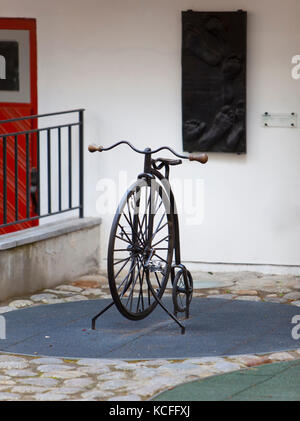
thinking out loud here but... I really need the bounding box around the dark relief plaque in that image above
[0,41,19,91]
[182,10,247,153]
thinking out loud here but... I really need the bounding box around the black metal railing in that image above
[0,109,84,230]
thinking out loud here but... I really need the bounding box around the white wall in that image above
[2,0,300,272]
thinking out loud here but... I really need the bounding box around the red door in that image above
[0,18,38,234]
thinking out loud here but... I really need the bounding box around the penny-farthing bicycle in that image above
[88,142,207,334]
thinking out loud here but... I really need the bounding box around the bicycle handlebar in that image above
[88,141,208,164]
[188,153,208,164]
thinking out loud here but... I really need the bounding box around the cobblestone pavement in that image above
[0,271,300,401]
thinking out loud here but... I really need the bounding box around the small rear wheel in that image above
[172,269,193,317]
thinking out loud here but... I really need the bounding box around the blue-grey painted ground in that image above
[0,297,299,359]
[0,271,299,400]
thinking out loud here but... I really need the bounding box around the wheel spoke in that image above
[122,212,144,247]
[115,234,133,246]
[136,213,147,245]
[125,259,143,310]
[136,258,146,313]
[153,196,163,215]
[147,187,157,242]
[114,256,132,278]
[152,221,168,241]
[146,269,151,305]
[150,217,167,245]
[126,196,133,227]
[142,193,151,225]
[118,224,134,245]
[154,253,168,264]
[152,234,170,248]
[154,271,162,289]
[113,256,131,266]
[117,259,139,294]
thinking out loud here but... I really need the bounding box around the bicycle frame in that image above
[138,151,182,268]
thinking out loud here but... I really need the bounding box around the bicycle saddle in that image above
[152,157,182,166]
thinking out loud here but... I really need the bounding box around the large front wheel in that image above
[107,178,174,320]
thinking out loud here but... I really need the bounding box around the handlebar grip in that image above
[88,144,103,153]
[188,153,208,164]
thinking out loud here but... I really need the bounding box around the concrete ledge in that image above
[0,217,102,302]
[0,217,102,250]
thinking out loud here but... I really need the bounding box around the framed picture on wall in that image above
[182,10,247,153]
